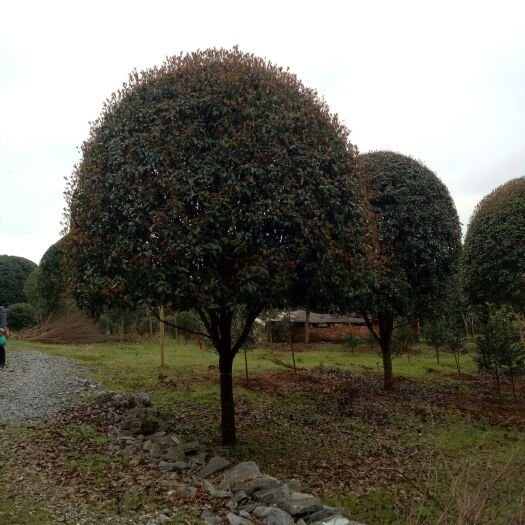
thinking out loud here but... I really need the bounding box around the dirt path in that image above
[0,350,102,425]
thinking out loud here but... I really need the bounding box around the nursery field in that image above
[3,338,525,525]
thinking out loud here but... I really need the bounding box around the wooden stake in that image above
[159,305,165,366]
[289,313,297,376]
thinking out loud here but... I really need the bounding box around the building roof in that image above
[266,310,365,325]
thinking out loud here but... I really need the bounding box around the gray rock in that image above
[134,392,151,407]
[121,407,160,435]
[310,518,360,525]
[255,484,292,504]
[188,453,206,467]
[201,510,222,525]
[162,447,186,462]
[166,482,197,497]
[227,489,249,509]
[253,506,295,525]
[276,492,323,517]
[305,508,348,524]
[158,461,188,471]
[204,479,233,499]
[221,461,262,489]
[232,475,281,495]
[119,444,137,457]
[283,479,302,492]
[226,513,253,525]
[149,443,164,458]
[198,456,232,478]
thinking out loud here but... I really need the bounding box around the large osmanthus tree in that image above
[65,48,373,445]
[462,177,525,314]
[359,151,462,390]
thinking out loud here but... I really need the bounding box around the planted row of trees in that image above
[63,48,463,445]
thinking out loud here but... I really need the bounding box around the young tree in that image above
[422,321,450,364]
[476,305,525,401]
[391,325,418,364]
[445,329,465,377]
[65,49,373,445]
[359,151,462,390]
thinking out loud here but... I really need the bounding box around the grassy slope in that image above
[5,338,525,525]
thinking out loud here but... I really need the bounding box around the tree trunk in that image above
[291,336,297,376]
[173,310,178,340]
[380,340,394,390]
[435,348,440,365]
[454,352,461,377]
[462,313,469,338]
[305,309,310,344]
[378,313,394,390]
[147,309,153,338]
[510,367,517,403]
[493,361,502,400]
[219,355,236,445]
[244,347,249,385]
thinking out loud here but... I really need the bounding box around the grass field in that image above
[3,337,525,524]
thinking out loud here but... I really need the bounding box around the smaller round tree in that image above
[462,177,525,311]
[0,255,37,307]
[359,151,462,389]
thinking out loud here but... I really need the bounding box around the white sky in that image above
[1,0,524,264]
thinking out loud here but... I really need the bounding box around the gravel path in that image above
[0,351,103,425]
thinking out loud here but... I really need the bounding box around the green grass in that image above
[8,337,477,389]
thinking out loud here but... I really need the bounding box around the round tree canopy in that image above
[360,151,462,319]
[463,176,525,309]
[0,255,37,307]
[66,48,373,321]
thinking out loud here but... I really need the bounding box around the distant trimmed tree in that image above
[65,48,373,445]
[359,151,462,390]
[462,177,525,341]
[24,238,69,320]
[0,255,37,307]
[463,177,525,309]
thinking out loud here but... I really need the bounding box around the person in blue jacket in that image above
[0,327,6,368]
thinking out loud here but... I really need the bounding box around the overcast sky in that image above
[1,0,524,264]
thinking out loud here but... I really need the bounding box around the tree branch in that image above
[151,308,211,340]
[231,305,263,355]
[363,313,381,344]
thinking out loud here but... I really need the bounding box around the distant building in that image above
[264,309,419,343]
[265,310,370,343]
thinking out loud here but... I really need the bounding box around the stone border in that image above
[97,392,366,525]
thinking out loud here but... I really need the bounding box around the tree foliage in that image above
[359,151,462,389]
[0,255,37,307]
[65,48,373,444]
[462,177,525,311]
[6,302,36,330]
